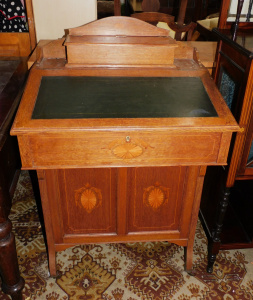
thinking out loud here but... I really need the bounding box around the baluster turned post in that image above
[232,0,244,41]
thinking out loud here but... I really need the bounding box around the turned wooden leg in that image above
[0,223,25,300]
[0,172,24,299]
[232,0,244,41]
[207,187,230,273]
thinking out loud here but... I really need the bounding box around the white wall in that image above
[32,0,97,41]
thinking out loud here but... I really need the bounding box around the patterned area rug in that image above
[1,171,253,299]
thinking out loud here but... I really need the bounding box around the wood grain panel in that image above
[57,168,117,235]
[66,44,175,66]
[127,166,186,233]
[19,131,223,169]
[0,33,31,57]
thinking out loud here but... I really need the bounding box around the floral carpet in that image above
[1,171,253,300]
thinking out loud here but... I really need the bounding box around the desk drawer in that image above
[19,130,223,169]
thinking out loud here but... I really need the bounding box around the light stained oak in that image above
[11,17,239,277]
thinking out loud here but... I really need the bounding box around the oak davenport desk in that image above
[11,17,239,276]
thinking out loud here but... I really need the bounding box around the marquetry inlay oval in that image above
[75,184,102,213]
[108,138,152,159]
[112,143,143,159]
[143,182,169,210]
[148,188,164,209]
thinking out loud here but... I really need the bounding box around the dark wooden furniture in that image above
[131,11,174,24]
[130,0,197,41]
[11,16,238,277]
[0,58,27,299]
[131,11,196,40]
[127,0,205,23]
[218,0,253,30]
[195,0,252,42]
[0,2,35,297]
[200,29,253,273]
[141,0,161,12]
[194,0,221,21]
[114,0,121,15]
[129,0,189,23]
[195,18,219,41]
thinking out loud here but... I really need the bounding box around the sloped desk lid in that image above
[32,76,217,119]
[11,16,239,134]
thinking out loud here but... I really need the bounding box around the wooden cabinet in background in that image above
[0,58,27,299]
[200,28,253,273]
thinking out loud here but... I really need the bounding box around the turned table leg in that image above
[207,187,230,273]
[0,172,24,299]
[232,0,244,41]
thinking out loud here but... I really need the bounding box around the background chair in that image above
[167,21,197,41]
[131,11,197,41]
[131,0,197,41]
[131,11,174,25]
[139,0,189,24]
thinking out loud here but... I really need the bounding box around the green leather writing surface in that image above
[32,76,218,119]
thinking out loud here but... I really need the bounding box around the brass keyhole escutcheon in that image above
[126,136,131,143]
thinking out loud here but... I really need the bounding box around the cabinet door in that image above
[127,166,187,233]
[57,168,117,236]
[43,166,199,246]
